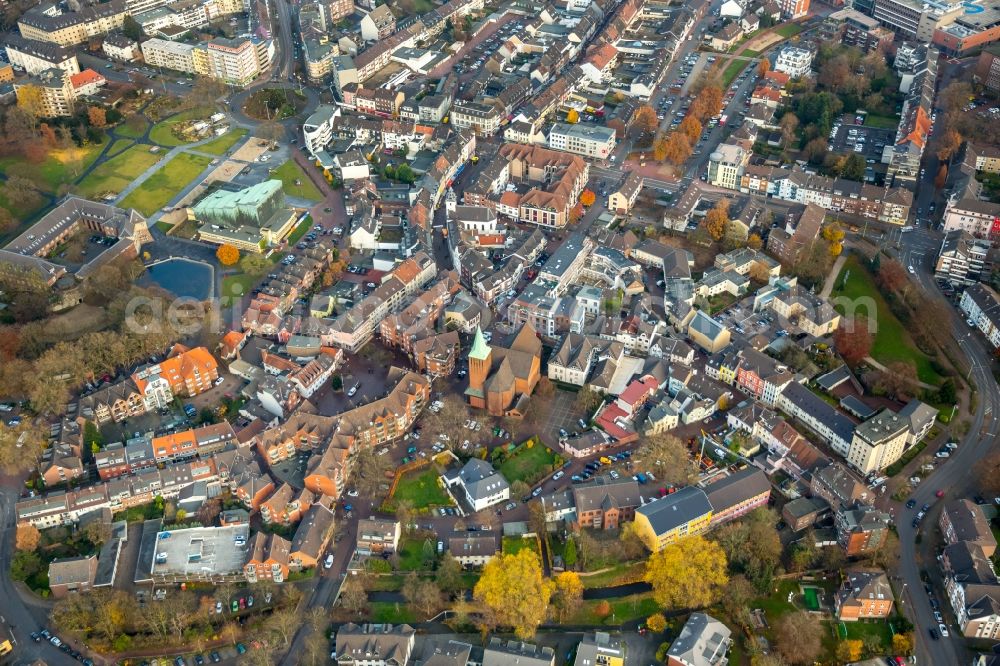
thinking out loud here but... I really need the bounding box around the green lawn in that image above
[388,468,453,510]
[773,23,803,38]
[0,191,46,229]
[220,272,258,306]
[120,153,212,216]
[149,106,216,147]
[287,216,313,245]
[568,593,661,625]
[721,59,748,87]
[864,114,900,129]
[368,602,417,624]
[116,119,149,139]
[397,537,438,571]
[154,220,173,234]
[502,536,540,556]
[271,160,323,201]
[76,144,163,199]
[106,138,135,158]
[0,140,106,193]
[579,561,646,589]
[198,128,248,155]
[823,618,894,660]
[754,579,800,622]
[832,255,942,385]
[498,441,561,485]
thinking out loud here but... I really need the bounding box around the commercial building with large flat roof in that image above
[149,525,250,583]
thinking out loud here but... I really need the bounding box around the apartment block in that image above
[846,409,910,474]
[548,122,617,159]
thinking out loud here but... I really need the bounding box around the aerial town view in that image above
[3,0,1000,662]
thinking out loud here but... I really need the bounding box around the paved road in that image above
[886,227,999,664]
[0,483,82,665]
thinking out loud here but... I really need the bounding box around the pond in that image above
[141,258,214,300]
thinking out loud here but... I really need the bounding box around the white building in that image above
[942,197,1000,237]
[5,35,80,75]
[774,45,813,78]
[141,38,196,73]
[846,409,909,475]
[548,122,617,159]
[443,459,510,512]
[302,104,337,156]
[707,143,748,190]
[961,284,1000,348]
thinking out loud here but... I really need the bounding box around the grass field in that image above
[864,114,900,129]
[286,216,313,245]
[498,441,560,485]
[271,160,323,201]
[502,536,540,556]
[773,23,803,38]
[0,141,106,193]
[368,602,417,624]
[105,138,134,158]
[198,128,248,155]
[76,144,162,199]
[721,59,748,87]
[397,537,437,571]
[832,256,941,385]
[120,153,211,216]
[389,468,453,510]
[579,562,646,589]
[220,272,258,307]
[568,593,660,625]
[149,106,215,147]
[116,119,149,139]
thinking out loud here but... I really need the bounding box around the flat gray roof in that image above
[151,525,250,577]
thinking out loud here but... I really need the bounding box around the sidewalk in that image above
[818,252,848,299]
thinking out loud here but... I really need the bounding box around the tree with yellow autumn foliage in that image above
[656,133,692,165]
[474,550,551,639]
[644,535,728,610]
[550,571,583,621]
[566,108,580,124]
[703,200,730,241]
[892,633,914,656]
[836,639,863,663]
[678,116,702,144]
[646,613,667,633]
[580,189,596,207]
[216,244,240,266]
[747,233,762,250]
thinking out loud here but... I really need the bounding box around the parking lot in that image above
[829,120,894,163]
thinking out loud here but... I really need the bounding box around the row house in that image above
[290,352,341,399]
[151,422,238,464]
[379,274,461,354]
[16,450,242,528]
[355,86,405,117]
[256,368,430,498]
[961,284,1000,348]
[289,501,336,569]
[412,331,461,377]
[739,166,913,225]
[131,344,220,406]
[260,483,315,525]
[735,347,795,407]
[329,253,438,351]
[244,532,290,582]
[78,381,149,424]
